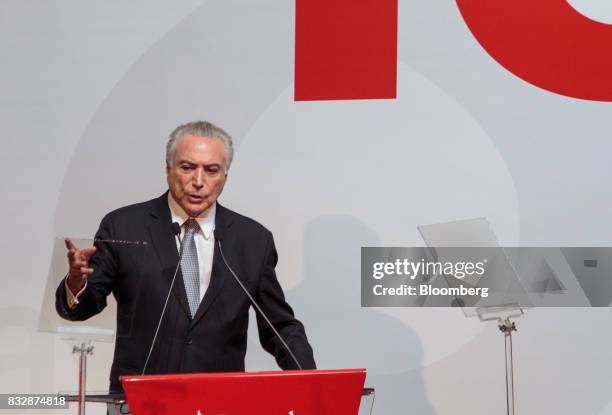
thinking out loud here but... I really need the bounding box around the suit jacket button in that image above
[186,338,193,345]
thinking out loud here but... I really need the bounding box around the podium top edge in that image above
[121,368,367,383]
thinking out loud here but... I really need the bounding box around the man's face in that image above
[166,133,228,217]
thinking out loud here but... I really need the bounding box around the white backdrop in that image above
[2,1,612,414]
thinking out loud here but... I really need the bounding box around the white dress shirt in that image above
[167,193,216,302]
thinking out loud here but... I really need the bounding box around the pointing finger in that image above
[65,238,77,251]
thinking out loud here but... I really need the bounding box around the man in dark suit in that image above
[56,121,316,392]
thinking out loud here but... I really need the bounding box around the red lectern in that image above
[121,368,366,415]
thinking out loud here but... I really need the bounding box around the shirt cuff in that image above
[64,275,87,309]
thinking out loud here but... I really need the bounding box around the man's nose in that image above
[193,169,205,188]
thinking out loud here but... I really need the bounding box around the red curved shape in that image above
[456,0,612,101]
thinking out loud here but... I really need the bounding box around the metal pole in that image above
[73,341,94,415]
[499,318,517,415]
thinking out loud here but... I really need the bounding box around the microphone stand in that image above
[215,230,303,370]
[142,222,184,375]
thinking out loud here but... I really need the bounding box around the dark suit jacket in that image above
[56,193,315,391]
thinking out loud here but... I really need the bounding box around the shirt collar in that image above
[167,192,216,239]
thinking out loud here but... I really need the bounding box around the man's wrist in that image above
[64,275,87,308]
[66,275,85,296]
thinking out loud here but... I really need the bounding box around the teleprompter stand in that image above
[418,218,534,415]
[38,237,146,415]
[477,304,524,415]
[56,326,114,415]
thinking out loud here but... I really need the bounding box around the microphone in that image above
[214,229,303,370]
[171,222,181,238]
[142,222,184,375]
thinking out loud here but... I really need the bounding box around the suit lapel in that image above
[190,203,234,328]
[146,192,191,318]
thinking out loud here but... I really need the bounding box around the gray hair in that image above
[166,121,234,170]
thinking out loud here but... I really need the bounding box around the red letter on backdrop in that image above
[294,0,398,101]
